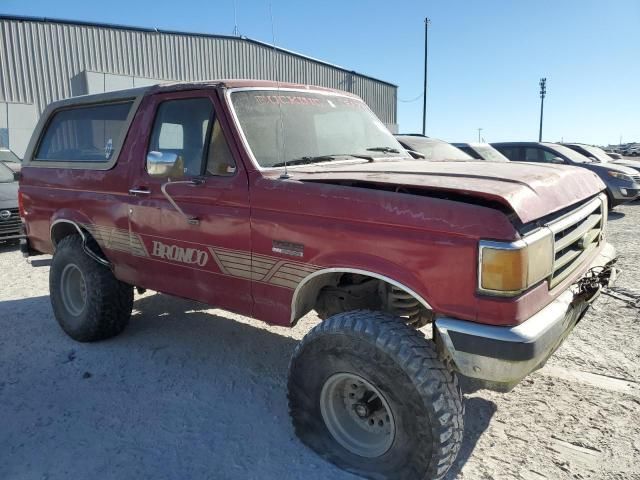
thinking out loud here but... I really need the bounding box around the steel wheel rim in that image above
[320,372,395,458]
[60,263,87,316]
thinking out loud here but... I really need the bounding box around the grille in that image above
[631,174,640,184]
[548,196,605,287]
[0,208,21,239]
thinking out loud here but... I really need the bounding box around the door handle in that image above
[129,187,150,196]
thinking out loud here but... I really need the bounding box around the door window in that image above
[496,146,518,161]
[205,120,237,176]
[147,98,213,178]
[524,148,541,162]
[541,150,563,163]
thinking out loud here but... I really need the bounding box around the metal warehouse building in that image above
[0,15,398,159]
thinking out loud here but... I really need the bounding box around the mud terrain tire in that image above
[50,235,133,342]
[288,310,464,480]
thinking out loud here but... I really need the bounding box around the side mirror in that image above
[589,156,600,163]
[147,151,179,177]
[13,171,20,181]
[551,157,565,164]
[406,149,426,160]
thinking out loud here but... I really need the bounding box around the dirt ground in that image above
[1,203,639,480]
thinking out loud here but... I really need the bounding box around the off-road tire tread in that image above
[50,235,133,342]
[288,310,464,480]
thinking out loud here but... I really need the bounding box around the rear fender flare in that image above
[50,218,110,267]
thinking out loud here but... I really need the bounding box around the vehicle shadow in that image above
[608,210,625,220]
[444,396,497,479]
[0,241,20,253]
[0,292,494,479]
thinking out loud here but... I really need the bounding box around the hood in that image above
[290,160,605,224]
[612,159,640,172]
[0,181,18,210]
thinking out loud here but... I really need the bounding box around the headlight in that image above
[607,170,633,182]
[478,229,554,296]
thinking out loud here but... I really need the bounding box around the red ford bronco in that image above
[19,80,617,479]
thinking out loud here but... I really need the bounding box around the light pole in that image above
[538,77,547,142]
[422,18,431,136]
[477,128,483,142]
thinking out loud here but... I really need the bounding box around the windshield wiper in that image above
[271,154,374,168]
[366,146,401,154]
[271,155,337,167]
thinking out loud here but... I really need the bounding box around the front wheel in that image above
[50,235,133,342]
[288,310,464,480]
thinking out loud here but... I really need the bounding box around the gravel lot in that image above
[1,202,639,480]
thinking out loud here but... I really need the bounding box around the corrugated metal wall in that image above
[0,17,397,125]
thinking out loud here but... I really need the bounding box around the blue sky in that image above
[1,0,638,145]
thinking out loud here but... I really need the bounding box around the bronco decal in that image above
[83,223,320,289]
[152,240,209,267]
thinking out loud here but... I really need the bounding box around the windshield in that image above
[230,90,409,168]
[549,144,592,163]
[0,162,14,183]
[403,139,473,161]
[575,144,611,163]
[472,146,509,162]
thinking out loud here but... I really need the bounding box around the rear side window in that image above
[36,102,132,162]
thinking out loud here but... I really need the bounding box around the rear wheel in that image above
[50,235,133,342]
[288,310,464,480]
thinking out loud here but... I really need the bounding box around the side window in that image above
[541,150,562,163]
[36,102,133,162]
[496,146,517,160]
[147,98,213,178]
[205,120,236,176]
[524,148,541,162]
[459,146,481,159]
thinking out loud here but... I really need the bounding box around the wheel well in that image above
[290,270,433,328]
[50,220,109,266]
[50,220,85,248]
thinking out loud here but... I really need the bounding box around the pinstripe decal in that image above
[207,246,320,288]
[82,224,149,257]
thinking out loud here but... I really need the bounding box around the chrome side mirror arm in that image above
[161,179,204,225]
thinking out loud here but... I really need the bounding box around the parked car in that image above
[452,142,510,162]
[0,148,22,173]
[492,141,640,207]
[0,160,21,243]
[20,81,618,480]
[563,143,640,172]
[394,134,474,161]
[624,145,640,157]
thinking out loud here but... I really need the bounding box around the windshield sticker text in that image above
[254,95,323,106]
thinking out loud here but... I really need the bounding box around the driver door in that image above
[126,90,252,316]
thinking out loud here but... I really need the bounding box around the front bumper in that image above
[609,183,640,204]
[435,242,617,391]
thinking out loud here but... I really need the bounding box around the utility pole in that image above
[538,77,547,142]
[422,17,431,136]
[232,0,239,36]
[477,128,483,142]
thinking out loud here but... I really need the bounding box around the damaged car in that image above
[20,81,618,480]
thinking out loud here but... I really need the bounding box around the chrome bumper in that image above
[435,242,617,391]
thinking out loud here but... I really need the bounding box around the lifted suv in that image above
[20,81,617,480]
